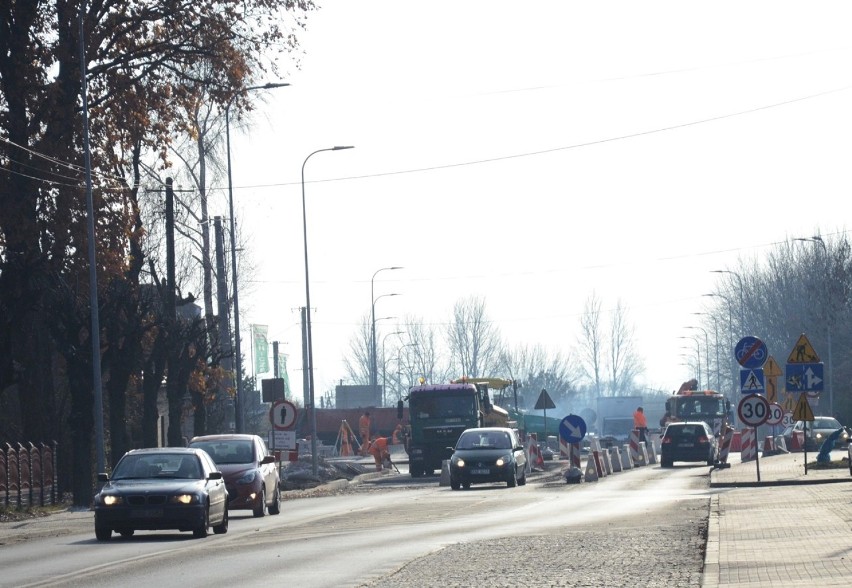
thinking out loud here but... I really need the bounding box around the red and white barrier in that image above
[629,430,647,466]
[610,447,623,472]
[526,437,545,471]
[740,428,757,462]
[718,429,734,463]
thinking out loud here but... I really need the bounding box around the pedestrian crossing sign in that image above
[740,368,765,394]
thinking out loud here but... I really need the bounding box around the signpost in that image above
[269,400,298,455]
[786,333,821,475]
[738,393,769,482]
[559,414,587,444]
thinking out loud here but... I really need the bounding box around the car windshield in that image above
[190,439,254,464]
[112,453,201,480]
[812,418,842,430]
[665,425,706,439]
[457,431,512,450]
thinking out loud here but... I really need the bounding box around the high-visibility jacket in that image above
[633,410,647,429]
[367,437,390,458]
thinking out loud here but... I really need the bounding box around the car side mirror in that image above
[447,447,455,452]
[97,473,109,482]
[260,455,275,465]
[397,400,404,420]
[208,471,223,480]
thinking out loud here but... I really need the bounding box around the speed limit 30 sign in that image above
[766,403,784,427]
[738,394,770,427]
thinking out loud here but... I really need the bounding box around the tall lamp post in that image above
[711,269,745,333]
[693,312,721,393]
[381,331,404,406]
[301,146,354,476]
[225,81,289,433]
[678,336,702,388]
[686,326,711,392]
[794,235,833,415]
[370,267,402,391]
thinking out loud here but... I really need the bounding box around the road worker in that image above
[633,406,648,443]
[392,423,403,445]
[365,436,391,472]
[358,411,371,454]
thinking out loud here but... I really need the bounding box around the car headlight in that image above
[101,495,123,506]
[455,458,466,468]
[495,456,507,467]
[170,494,200,505]
[236,471,258,485]
[815,433,824,440]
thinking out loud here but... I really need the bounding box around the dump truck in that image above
[595,396,643,447]
[398,380,509,477]
[665,378,732,438]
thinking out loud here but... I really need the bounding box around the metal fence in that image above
[0,442,58,509]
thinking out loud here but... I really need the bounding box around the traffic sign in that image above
[738,394,770,427]
[787,333,820,363]
[559,414,587,444]
[785,363,824,393]
[270,399,297,431]
[740,368,765,394]
[735,336,767,369]
[781,412,795,428]
[763,355,783,378]
[792,393,815,422]
[766,403,784,426]
[535,389,556,410]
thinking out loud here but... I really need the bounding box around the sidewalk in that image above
[704,449,852,587]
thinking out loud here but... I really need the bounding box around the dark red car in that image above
[189,434,281,517]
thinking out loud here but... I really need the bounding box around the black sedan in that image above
[449,427,527,490]
[660,421,718,467]
[93,447,229,540]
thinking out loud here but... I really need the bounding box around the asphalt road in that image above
[0,460,709,587]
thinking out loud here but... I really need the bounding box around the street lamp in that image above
[301,145,354,476]
[370,267,403,391]
[794,235,833,415]
[381,330,404,406]
[225,81,289,433]
[678,336,702,388]
[693,312,721,393]
[704,292,738,414]
[711,270,745,333]
[686,326,710,392]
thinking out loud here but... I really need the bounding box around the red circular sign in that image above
[766,403,784,426]
[738,394,769,427]
[269,400,297,430]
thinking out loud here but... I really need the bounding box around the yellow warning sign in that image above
[792,393,814,421]
[782,392,796,413]
[764,355,783,377]
[787,334,820,364]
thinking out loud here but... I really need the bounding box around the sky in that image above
[218,1,852,403]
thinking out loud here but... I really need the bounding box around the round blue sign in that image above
[559,414,587,444]
[734,336,767,369]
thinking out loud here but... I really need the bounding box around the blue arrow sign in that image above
[559,414,587,444]
[740,368,765,394]
[785,362,824,393]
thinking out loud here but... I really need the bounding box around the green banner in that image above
[252,324,269,374]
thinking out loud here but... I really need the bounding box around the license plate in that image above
[471,468,490,475]
[131,508,163,518]
[677,443,693,448]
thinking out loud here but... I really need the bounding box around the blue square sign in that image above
[740,368,765,394]
[785,362,824,393]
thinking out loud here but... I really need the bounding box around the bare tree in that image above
[342,312,372,384]
[446,296,503,378]
[576,292,604,397]
[500,344,577,411]
[607,299,643,395]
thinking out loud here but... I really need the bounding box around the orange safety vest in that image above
[633,410,647,429]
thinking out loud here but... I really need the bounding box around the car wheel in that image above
[507,467,517,488]
[410,466,423,478]
[118,529,135,538]
[450,478,460,490]
[268,485,281,515]
[193,506,209,539]
[518,470,527,486]
[253,488,267,518]
[661,459,673,468]
[95,525,112,541]
[462,481,470,489]
[213,507,229,535]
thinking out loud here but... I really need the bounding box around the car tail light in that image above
[697,436,709,444]
[662,437,672,444]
